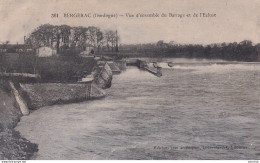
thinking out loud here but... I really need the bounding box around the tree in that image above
[96,29,104,52]
[25,24,122,54]
[73,26,88,50]
[104,30,118,52]
[58,25,71,52]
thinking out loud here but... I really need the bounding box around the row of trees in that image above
[25,24,119,53]
[24,24,259,61]
[119,40,260,61]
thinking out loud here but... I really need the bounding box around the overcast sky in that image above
[0,0,259,44]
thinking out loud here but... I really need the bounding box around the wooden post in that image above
[86,83,91,100]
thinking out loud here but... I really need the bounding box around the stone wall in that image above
[19,83,103,110]
[94,62,113,89]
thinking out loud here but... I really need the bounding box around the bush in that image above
[0,53,36,74]
[36,56,96,82]
[0,54,97,83]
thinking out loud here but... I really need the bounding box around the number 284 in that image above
[51,13,59,18]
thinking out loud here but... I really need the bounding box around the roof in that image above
[38,46,56,50]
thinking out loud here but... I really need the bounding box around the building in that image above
[36,46,57,57]
[0,44,33,53]
[79,44,94,57]
[15,44,33,53]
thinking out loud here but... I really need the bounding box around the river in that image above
[16,58,260,159]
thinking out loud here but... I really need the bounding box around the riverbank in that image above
[0,79,106,160]
[0,80,38,160]
[0,60,117,159]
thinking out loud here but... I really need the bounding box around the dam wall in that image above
[9,81,29,115]
[94,62,113,89]
[107,61,121,74]
[1,60,117,111]
[114,60,127,71]
[19,82,106,110]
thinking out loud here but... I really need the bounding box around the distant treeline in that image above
[118,40,260,62]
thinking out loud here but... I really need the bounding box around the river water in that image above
[16,58,260,160]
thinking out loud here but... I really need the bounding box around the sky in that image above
[0,0,259,45]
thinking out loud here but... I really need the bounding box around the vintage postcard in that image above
[0,0,259,161]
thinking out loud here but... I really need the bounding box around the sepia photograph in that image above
[0,0,259,161]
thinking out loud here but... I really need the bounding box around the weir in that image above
[144,66,162,77]
[107,61,121,74]
[94,62,113,89]
[126,59,162,77]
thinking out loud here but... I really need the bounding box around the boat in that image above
[168,62,174,67]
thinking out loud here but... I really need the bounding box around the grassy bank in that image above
[0,80,38,160]
[0,54,97,83]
